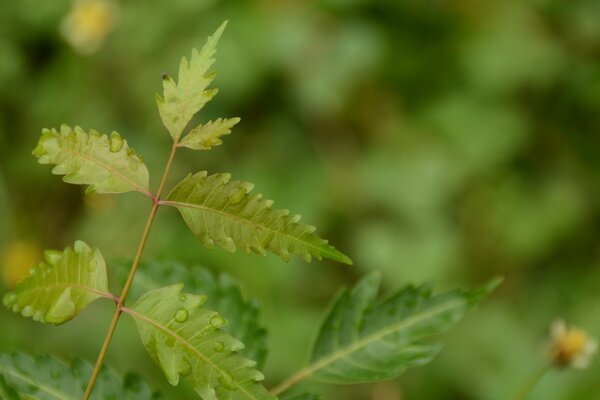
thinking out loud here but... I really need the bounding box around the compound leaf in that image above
[157,22,226,141]
[2,241,110,325]
[116,261,268,368]
[33,125,150,195]
[179,117,241,150]
[165,172,352,265]
[307,273,501,383]
[128,284,275,400]
[0,352,161,400]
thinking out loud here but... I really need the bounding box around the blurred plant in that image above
[61,0,120,54]
[514,319,597,400]
[0,21,499,400]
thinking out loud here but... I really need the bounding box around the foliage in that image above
[0,352,161,400]
[0,15,509,400]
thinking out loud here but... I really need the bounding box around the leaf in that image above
[127,284,275,400]
[307,273,501,384]
[165,171,352,265]
[0,375,19,400]
[32,125,151,195]
[179,117,241,150]
[115,261,268,368]
[2,240,110,324]
[157,21,227,141]
[0,352,162,400]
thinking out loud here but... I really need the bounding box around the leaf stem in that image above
[512,364,551,400]
[83,141,179,399]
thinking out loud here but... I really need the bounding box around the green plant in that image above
[0,22,498,400]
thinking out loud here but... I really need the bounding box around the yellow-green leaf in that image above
[2,241,110,325]
[165,172,352,265]
[33,125,150,195]
[157,21,227,141]
[128,284,275,400]
[179,117,241,150]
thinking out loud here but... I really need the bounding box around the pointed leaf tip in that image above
[157,22,228,141]
[166,171,351,265]
[308,275,498,384]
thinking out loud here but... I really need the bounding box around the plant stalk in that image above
[83,141,179,399]
[512,364,551,400]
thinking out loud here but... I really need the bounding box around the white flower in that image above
[549,319,597,369]
[60,0,119,55]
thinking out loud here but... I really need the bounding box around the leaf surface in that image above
[128,285,275,400]
[179,117,241,150]
[33,125,150,195]
[307,273,501,383]
[116,261,267,368]
[0,352,162,400]
[166,172,352,264]
[157,22,226,140]
[2,241,110,324]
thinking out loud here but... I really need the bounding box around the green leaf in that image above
[128,284,275,400]
[2,240,110,324]
[157,21,227,141]
[32,125,151,195]
[0,352,161,400]
[116,261,268,368]
[165,171,352,265]
[307,273,501,384]
[0,375,19,400]
[179,117,241,150]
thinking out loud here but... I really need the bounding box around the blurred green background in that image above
[1,0,600,399]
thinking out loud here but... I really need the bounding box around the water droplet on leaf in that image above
[213,341,225,352]
[109,132,124,152]
[175,308,189,323]
[179,294,187,302]
[209,315,226,328]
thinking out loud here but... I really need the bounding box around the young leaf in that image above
[115,261,268,368]
[179,117,241,150]
[157,22,227,141]
[165,171,352,265]
[32,125,151,195]
[306,273,501,384]
[127,284,276,400]
[2,240,110,324]
[0,352,161,399]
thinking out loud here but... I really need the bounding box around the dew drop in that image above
[175,308,189,323]
[209,315,226,328]
[179,294,187,302]
[109,132,124,152]
[213,341,225,352]
[22,305,34,317]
